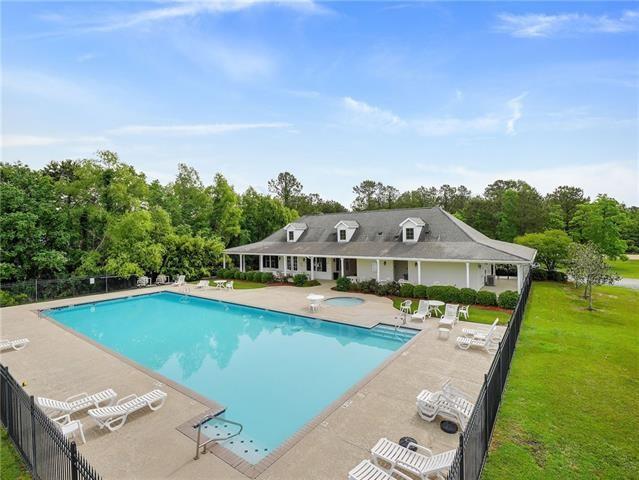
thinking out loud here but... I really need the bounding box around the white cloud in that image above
[76,53,96,63]
[108,122,292,135]
[414,161,638,205]
[341,95,527,137]
[2,134,108,148]
[496,10,639,38]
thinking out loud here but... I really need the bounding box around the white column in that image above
[376,259,380,282]
[259,255,263,272]
[417,261,421,285]
[516,264,523,293]
[340,257,345,277]
[283,256,287,276]
[466,262,470,288]
[310,257,315,280]
[222,255,226,269]
[239,254,244,272]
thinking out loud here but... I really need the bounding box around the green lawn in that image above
[391,297,511,325]
[208,279,267,289]
[608,258,639,279]
[1,427,30,480]
[482,282,639,479]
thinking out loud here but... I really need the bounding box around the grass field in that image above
[608,258,639,279]
[207,279,266,289]
[482,282,639,479]
[391,297,511,325]
[1,427,30,480]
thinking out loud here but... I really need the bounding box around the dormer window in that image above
[284,222,308,242]
[399,217,425,243]
[334,220,359,243]
[405,228,414,240]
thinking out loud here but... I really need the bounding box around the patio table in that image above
[429,300,445,316]
[213,280,227,289]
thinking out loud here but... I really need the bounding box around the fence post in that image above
[458,432,464,480]
[105,275,109,294]
[484,374,489,448]
[30,395,37,477]
[35,279,38,303]
[71,441,79,480]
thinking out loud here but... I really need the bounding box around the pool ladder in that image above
[193,414,243,460]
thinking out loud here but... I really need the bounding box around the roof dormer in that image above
[284,222,307,242]
[399,217,425,243]
[334,220,359,243]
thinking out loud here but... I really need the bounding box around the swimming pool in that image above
[45,292,416,465]
[324,296,365,306]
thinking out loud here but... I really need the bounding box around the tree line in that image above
[1,151,636,283]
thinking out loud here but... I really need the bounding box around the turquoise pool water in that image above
[45,292,415,464]
[324,296,365,306]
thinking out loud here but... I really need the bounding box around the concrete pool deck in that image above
[0,283,503,479]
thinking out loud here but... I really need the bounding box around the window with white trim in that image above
[262,255,279,269]
[306,257,327,272]
[339,229,346,241]
[286,256,298,271]
[288,230,294,241]
[405,227,415,240]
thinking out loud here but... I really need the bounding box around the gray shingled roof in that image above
[335,220,359,228]
[226,207,536,263]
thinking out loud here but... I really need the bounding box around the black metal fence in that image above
[447,272,532,480]
[0,364,102,480]
[0,275,138,306]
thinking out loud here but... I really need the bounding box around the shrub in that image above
[336,277,351,292]
[459,287,477,305]
[0,291,28,307]
[244,271,254,282]
[216,268,227,279]
[233,270,242,280]
[293,273,308,287]
[399,283,415,298]
[348,281,361,292]
[413,285,429,298]
[239,272,247,280]
[531,268,548,281]
[427,285,461,303]
[498,290,519,309]
[547,270,568,282]
[476,290,497,306]
[357,279,378,294]
[495,265,517,277]
[260,272,274,283]
[303,279,321,287]
[376,281,400,297]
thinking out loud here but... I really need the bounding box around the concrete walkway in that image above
[0,283,502,479]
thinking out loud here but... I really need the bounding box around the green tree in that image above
[166,163,214,235]
[395,186,438,208]
[515,230,572,272]
[268,172,303,208]
[570,195,628,258]
[352,180,383,211]
[546,185,588,231]
[566,242,620,310]
[240,187,297,244]
[210,173,242,245]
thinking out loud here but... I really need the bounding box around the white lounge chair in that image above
[458,305,469,320]
[0,338,29,351]
[462,319,499,340]
[172,275,186,287]
[348,459,412,480]
[456,334,499,354]
[438,304,459,327]
[416,384,474,428]
[52,414,86,444]
[411,300,431,322]
[225,281,234,291]
[37,389,117,417]
[371,438,456,480]
[88,389,167,432]
[195,280,209,289]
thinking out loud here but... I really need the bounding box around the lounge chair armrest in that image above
[65,392,88,403]
[116,394,138,405]
[406,442,433,456]
[389,464,415,480]
[51,414,71,425]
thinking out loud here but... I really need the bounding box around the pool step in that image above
[369,325,416,343]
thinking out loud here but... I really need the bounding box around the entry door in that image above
[393,261,409,281]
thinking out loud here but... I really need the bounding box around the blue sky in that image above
[2,1,638,206]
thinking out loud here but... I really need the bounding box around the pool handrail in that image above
[193,414,243,460]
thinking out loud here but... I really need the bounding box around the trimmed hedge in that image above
[427,285,461,303]
[260,272,274,283]
[414,285,429,298]
[399,283,415,298]
[459,287,477,305]
[476,290,497,306]
[336,277,351,292]
[498,290,519,309]
[293,273,308,287]
[532,268,568,282]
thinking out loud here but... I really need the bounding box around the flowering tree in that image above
[566,242,620,310]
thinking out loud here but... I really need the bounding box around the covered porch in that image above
[223,253,530,293]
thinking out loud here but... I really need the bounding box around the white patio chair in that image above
[371,438,456,480]
[438,304,459,327]
[411,300,431,322]
[88,390,167,432]
[155,274,168,285]
[399,300,413,315]
[37,389,117,417]
[458,305,470,320]
[0,338,29,351]
[462,319,499,340]
[225,281,234,291]
[172,275,186,287]
[348,459,412,480]
[137,276,150,287]
[195,280,209,289]
[52,414,86,444]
